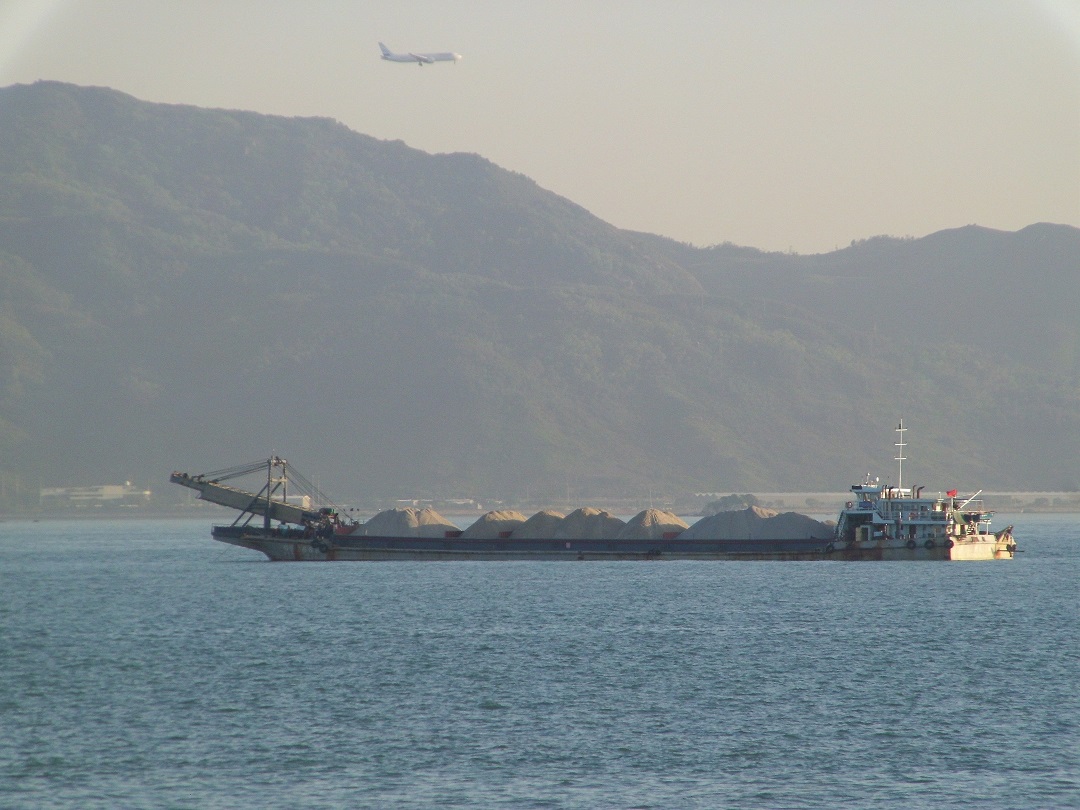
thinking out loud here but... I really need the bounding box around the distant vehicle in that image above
[379,42,461,66]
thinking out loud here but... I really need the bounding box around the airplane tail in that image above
[378,42,392,56]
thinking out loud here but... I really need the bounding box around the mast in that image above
[894,419,907,490]
[265,458,274,533]
[265,456,288,532]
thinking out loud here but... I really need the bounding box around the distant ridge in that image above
[0,81,1077,507]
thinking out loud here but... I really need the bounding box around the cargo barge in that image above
[170,424,1015,561]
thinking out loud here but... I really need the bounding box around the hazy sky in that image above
[1,0,1078,253]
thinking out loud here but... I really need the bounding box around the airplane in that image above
[379,42,461,66]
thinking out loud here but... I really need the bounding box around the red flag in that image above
[947,489,958,497]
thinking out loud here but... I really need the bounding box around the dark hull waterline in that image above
[212,526,1006,562]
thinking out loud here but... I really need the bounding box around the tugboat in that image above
[832,421,1016,560]
[170,422,1015,561]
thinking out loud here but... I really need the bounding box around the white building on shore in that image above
[39,482,152,507]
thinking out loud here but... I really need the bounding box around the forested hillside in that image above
[0,81,1077,508]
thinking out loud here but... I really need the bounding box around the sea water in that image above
[1,515,1077,809]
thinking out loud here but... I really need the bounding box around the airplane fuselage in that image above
[379,42,460,66]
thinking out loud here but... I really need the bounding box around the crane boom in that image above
[170,457,320,525]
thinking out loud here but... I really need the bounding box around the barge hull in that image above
[213,528,1012,562]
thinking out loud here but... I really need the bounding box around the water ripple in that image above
[0,516,1077,808]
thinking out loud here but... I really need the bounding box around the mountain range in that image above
[0,81,1077,508]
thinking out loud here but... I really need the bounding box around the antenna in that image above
[894,419,907,490]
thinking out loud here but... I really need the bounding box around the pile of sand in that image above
[510,509,567,539]
[680,506,833,540]
[616,509,690,540]
[460,510,528,539]
[554,507,626,540]
[357,507,458,538]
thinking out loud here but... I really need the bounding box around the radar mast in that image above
[895,419,907,490]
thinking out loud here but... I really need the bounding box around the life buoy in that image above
[924,539,935,550]
[906,539,917,550]
[845,501,853,509]
[945,539,954,549]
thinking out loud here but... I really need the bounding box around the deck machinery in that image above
[170,457,340,535]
